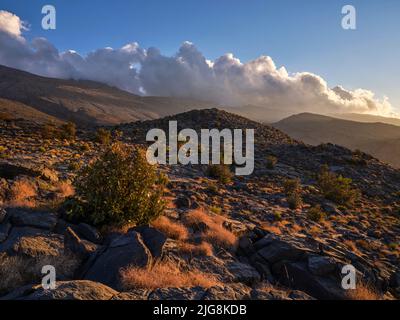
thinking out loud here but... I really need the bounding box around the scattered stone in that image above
[149,287,206,300]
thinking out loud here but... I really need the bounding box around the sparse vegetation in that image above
[317,165,360,206]
[346,282,381,300]
[152,216,188,240]
[94,128,112,145]
[266,155,278,169]
[121,261,221,290]
[206,164,233,184]
[283,178,303,209]
[178,241,213,257]
[307,205,325,222]
[65,142,167,229]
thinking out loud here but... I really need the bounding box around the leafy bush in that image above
[307,205,325,222]
[266,155,278,169]
[65,142,167,228]
[94,128,111,145]
[317,165,360,206]
[206,164,233,184]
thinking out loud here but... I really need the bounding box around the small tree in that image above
[65,143,166,228]
[206,164,233,184]
[317,165,359,206]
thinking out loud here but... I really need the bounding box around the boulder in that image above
[274,261,346,300]
[83,231,152,290]
[0,162,38,180]
[0,227,63,258]
[308,255,338,276]
[2,281,118,300]
[0,207,7,223]
[64,227,99,260]
[227,262,261,285]
[131,225,166,258]
[175,195,191,209]
[257,239,305,264]
[10,209,57,230]
[0,222,11,243]
[74,223,102,244]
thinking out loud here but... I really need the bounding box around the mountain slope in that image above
[274,113,400,168]
[0,65,216,126]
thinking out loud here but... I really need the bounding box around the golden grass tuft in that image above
[120,261,221,290]
[184,209,237,249]
[8,178,37,208]
[152,216,189,240]
[55,181,75,198]
[178,241,213,257]
[346,282,382,300]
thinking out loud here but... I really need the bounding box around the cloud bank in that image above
[0,10,394,116]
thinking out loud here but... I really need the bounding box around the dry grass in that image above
[120,261,221,290]
[152,216,189,240]
[184,209,237,249]
[260,223,282,235]
[55,181,75,197]
[178,241,213,257]
[7,178,37,208]
[343,240,363,256]
[346,282,381,300]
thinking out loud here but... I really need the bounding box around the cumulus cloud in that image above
[0,10,395,117]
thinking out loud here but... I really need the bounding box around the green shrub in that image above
[317,165,360,206]
[266,155,278,169]
[273,211,282,221]
[94,128,112,145]
[65,142,166,228]
[287,192,303,209]
[307,205,325,222]
[206,164,233,184]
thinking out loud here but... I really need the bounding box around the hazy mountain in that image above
[0,65,216,126]
[333,113,400,127]
[274,113,400,168]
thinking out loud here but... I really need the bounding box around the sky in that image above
[0,0,399,116]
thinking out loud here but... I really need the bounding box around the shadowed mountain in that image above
[0,65,216,126]
[274,112,400,168]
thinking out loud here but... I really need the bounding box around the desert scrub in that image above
[266,155,278,169]
[307,205,325,222]
[283,178,303,209]
[94,128,112,145]
[206,164,233,184]
[317,165,360,206]
[65,142,167,229]
[60,122,76,141]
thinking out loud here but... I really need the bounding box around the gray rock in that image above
[131,225,167,259]
[257,240,305,264]
[0,222,11,243]
[149,287,206,300]
[228,262,261,285]
[0,226,63,257]
[64,227,99,260]
[175,195,191,209]
[3,281,118,300]
[75,223,102,244]
[202,285,249,300]
[10,209,57,230]
[0,207,7,223]
[308,255,338,276]
[84,231,152,290]
[111,290,150,300]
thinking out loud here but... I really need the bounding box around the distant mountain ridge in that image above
[0,65,216,126]
[274,112,400,168]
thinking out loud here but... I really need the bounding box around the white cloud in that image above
[0,11,396,117]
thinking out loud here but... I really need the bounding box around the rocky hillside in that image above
[0,65,216,126]
[0,109,399,300]
[274,113,400,168]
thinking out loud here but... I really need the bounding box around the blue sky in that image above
[1,0,400,111]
